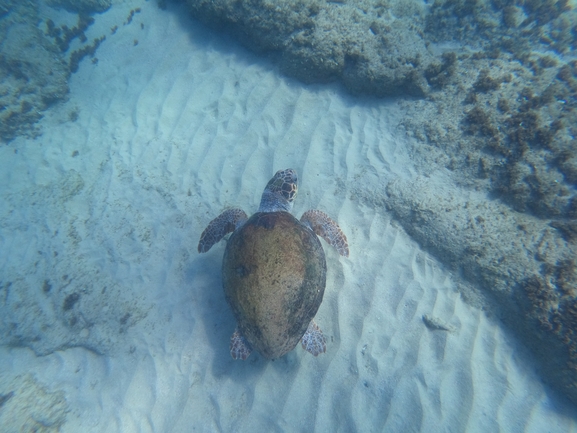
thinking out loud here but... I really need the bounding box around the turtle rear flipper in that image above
[301,209,349,257]
[301,320,326,356]
[198,208,248,253]
[230,327,252,360]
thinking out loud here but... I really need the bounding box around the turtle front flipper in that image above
[301,320,326,356]
[301,209,349,257]
[230,327,252,360]
[198,208,248,253]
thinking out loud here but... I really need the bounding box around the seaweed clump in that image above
[425,52,457,88]
[472,69,502,93]
[521,0,570,25]
[514,260,577,392]
[551,220,577,242]
[69,35,105,73]
[463,106,498,138]
[45,13,108,74]
[62,292,80,311]
[46,14,94,52]
[461,64,576,219]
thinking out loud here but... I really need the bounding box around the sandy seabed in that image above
[1,1,577,432]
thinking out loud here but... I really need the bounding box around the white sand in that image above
[1,1,577,432]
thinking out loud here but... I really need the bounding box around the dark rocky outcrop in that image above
[187,0,435,97]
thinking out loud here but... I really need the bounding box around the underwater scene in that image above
[0,0,576,431]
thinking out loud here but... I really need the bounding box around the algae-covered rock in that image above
[385,175,577,405]
[0,5,69,143]
[187,0,434,97]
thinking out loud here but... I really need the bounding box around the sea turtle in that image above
[198,168,349,360]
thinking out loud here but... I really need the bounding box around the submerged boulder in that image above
[187,0,434,97]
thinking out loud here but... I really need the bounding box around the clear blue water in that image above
[1,0,576,431]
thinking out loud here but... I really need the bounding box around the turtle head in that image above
[258,168,298,213]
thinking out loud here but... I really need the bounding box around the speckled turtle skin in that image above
[223,211,326,359]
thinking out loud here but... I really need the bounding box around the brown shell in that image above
[222,211,326,359]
